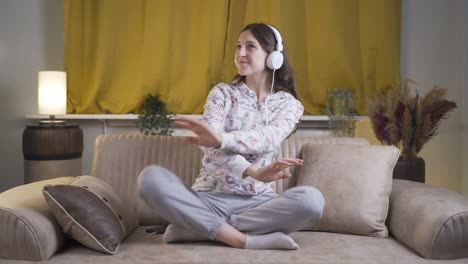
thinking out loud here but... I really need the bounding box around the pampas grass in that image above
[367,81,456,159]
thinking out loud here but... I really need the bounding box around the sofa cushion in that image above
[388,179,468,259]
[40,227,468,263]
[92,134,204,226]
[0,176,77,261]
[43,176,138,254]
[91,135,370,226]
[274,136,370,193]
[297,143,400,237]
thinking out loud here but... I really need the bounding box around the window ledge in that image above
[25,114,369,135]
[25,114,368,121]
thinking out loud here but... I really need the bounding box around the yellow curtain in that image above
[224,0,401,114]
[65,0,400,115]
[64,0,229,114]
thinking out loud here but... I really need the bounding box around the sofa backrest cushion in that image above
[92,135,204,226]
[91,134,369,225]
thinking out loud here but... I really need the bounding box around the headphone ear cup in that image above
[266,51,284,70]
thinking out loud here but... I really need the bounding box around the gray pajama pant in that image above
[137,165,325,240]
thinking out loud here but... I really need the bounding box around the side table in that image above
[22,124,83,183]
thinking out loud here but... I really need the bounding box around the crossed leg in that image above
[229,185,325,235]
[137,165,312,249]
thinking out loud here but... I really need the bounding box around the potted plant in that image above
[366,81,456,182]
[326,88,356,137]
[135,93,173,136]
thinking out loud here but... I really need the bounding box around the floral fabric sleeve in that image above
[220,97,304,155]
[200,85,252,177]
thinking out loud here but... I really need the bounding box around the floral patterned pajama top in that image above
[191,81,304,195]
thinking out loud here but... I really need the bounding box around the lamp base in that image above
[38,115,66,125]
[38,119,66,125]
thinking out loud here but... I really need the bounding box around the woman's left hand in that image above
[174,115,222,148]
[247,158,303,183]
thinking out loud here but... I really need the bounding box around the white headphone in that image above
[264,25,284,125]
[266,25,284,70]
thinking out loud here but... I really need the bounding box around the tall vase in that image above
[392,157,425,183]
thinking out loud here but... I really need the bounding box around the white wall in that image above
[401,0,468,194]
[0,0,64,191]
[463,1,468,195]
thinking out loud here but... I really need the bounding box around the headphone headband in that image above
[267,25,283,52]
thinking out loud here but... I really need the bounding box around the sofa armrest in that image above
[387,179,468,259]
[0,177,77,261]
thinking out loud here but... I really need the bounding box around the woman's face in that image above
[235,30,268,77]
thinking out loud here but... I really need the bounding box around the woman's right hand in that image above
[244,158,303,183]
[174,115,222,148]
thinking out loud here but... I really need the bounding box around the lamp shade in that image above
[38,71,67,115]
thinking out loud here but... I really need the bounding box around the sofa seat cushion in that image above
[297,144,400,237]
[43,176,138,254]
[34,227,468,264]
[0,177,77,261]
[388,179,468,259]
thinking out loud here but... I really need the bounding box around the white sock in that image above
[162,224,207,243]
[244,232,299,250]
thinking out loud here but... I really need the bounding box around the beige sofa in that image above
[1,134,468,263]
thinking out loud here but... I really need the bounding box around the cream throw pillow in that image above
[298,143,400,237]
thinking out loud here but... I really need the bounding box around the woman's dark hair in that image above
[234,23,299,99]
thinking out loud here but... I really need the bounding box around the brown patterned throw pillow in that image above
[43,176,137,254]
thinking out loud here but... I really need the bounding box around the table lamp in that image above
[38,71,67,124]
[23,70,83,183]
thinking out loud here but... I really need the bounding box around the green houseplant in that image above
[366,81,456,182]
[325,88,356,137]
[135,93,173,136]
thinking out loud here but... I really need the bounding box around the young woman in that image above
[138,23,325,250]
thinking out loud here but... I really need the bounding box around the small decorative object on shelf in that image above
[366,80,457,183]
[326,88,356,137]
[135,93,173,136]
